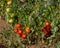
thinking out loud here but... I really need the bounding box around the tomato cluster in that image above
[42,22,52,37]
[14,24,31,39]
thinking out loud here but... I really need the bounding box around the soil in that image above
[0,20,10,33]
[0,19,10,48]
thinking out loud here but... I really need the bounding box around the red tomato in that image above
[43,29,49,37]
[22,34,27,39]
[45,26,51,33]
[46,26,50,29]
[18,30,23,36]
[16,24,21,28]
[42,23,51,37]
[46,28,50,33]
[42,27,51,36]
[45,22,50,27]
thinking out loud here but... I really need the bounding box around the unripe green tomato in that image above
[6,8,10,12]
[1,4,4,7]
[10,13,14,17]
[8,19,14,24]
[35,32,38,35]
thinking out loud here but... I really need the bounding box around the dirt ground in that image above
[0,20,10,32]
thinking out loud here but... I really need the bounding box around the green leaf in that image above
[17,46,22,48]
[6,40,11,46]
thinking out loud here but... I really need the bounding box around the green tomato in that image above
[10,13,14,17]
[6,8,10,12]
[8,19,14,24]
[35,32,38,35]
[1,4,4,7]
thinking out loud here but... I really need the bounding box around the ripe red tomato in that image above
[18,30,23,36]
[16,24,21,28]
[46,26,50,29]
[14,29,18,33]
[45,22,50,27]
[22,34,27,39]
[45,26,51,33]
[43,29,50,37]
[46,28,50,33]
[42,27,51,36]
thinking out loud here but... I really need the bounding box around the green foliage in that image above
[0,0,60,48]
